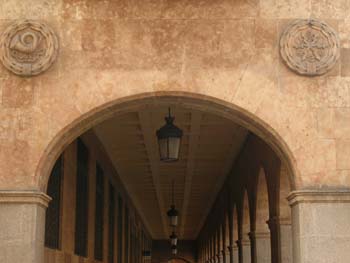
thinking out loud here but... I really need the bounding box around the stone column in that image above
[267,216,284,263]
[217,253,223,263]
[0,191,51,263]
[233,243,239,263]
[278,218,293,263]
[288,190,350,263]
[226,246,232,263]
[241,239,251,263]
[228,245,234,263]
[253,232,271,263]
[222,249,228,263]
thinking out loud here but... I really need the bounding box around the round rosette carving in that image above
[0,20,59,77]
[280,19,340,76]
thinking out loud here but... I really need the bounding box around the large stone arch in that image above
[34,92,299,192]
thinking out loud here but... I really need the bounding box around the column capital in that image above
[235,239,241,247]
[249,231,270,239]
[287,190,350,207]
[267,216,291,227]
[241,238,251,246]
[0,190,51,208]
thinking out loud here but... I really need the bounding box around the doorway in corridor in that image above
[42,96,294,263]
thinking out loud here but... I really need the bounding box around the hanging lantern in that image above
[156,108,183,162]
[167,205,179,227]
[170,231,178,246]
[171,245,178,255]
[167,181,179,227]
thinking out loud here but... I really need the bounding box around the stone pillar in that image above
[0,191,51,263]
[278,219,293,263]
[242,239,251,263]
[228,245,234,263]
[233,243,239,263]
[267,216,284,263]
[288,190,350,263]
[225,247,231,263]
[217,253,223,263]
[253,232,271,263]
[222,249,228,263]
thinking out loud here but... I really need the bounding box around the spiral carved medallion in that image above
[0,20,59,77]
[280,19,340,76]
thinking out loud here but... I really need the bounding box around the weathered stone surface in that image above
[0,191,49,263]
[1,77,36,107]
[336,139,350,170]
[289,191,350,263]
[260,0,311,18]
[341,48,350,76]
[0,0,349,219]
[311,0,350,19]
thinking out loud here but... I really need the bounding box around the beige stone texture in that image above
[233,246,239,263]
[0,191,50,263]
[0,0,348,192]
[0,0,350,261]
[254,232,272,263]
[280,223,293,263]
[242,239,251,263]
[289,190,350,263]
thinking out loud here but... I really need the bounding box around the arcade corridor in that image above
[43,103,292,263]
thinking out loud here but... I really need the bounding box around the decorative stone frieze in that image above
[280,19,340,76]
[0,20,59,77]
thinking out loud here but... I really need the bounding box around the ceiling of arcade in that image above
[94,106,248,240]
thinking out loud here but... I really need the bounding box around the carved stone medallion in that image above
[280,19,340,76]
[0,20,58,77]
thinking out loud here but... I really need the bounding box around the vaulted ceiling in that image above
[94,106,248,240]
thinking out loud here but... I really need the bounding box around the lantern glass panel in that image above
[158,138,168,160]
[168,137,181,160]
[169,215,178,227]
[170,238,177,246]
[172,247,177,255]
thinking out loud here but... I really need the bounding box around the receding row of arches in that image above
[197,135,292,263]
[38,95,297,263]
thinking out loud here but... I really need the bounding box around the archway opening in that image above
[41,95,295,263]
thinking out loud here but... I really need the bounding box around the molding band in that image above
[288,190,350,207]
[267,216,291,226]
[250,231,270,239]
[0,190,51,208]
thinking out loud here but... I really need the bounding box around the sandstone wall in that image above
[0,0,349,192]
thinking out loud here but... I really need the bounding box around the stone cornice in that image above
[0,190,51,208]
[288,190,350,207]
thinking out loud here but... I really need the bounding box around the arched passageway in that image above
[1,1,350,262]
[37,96,296,263]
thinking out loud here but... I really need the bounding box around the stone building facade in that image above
[1,0,350,263]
